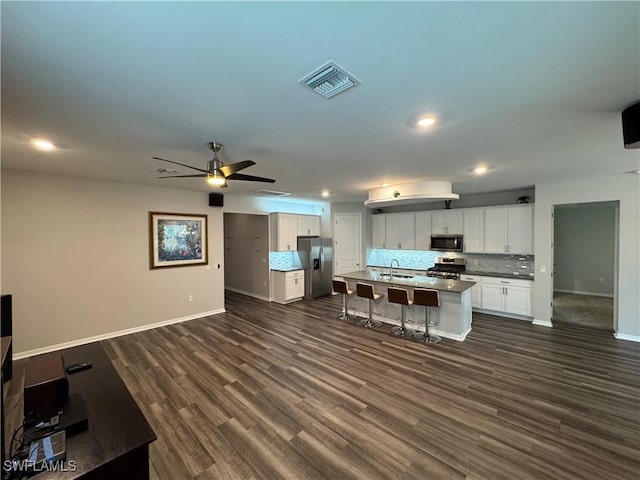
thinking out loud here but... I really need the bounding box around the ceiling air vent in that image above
[251,189,291,197]
[298,60,361,99]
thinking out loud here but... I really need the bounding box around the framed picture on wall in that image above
[149,212,208,269]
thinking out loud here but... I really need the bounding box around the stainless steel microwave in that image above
[430,235,463,252]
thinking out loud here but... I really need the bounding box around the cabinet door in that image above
[414,212,431,250]
[461,275,482,308]
[431,211,447,234]
[505,286,531,316]
[386,213,415,250]
[297,215,320,236]
[506,206,533,254]
[371,215,386,248]
[481,284,505,312]
[484,208,508,253]
[463,209,484,252]
[445,211,463,234]
[283,214,298,251]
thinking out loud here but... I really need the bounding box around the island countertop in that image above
[339,270,475,293]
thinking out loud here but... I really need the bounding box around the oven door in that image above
[430,235,463,252]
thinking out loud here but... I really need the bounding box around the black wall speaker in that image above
[209,193,224,207]
[622,101,640,149]
[1,294,11,337]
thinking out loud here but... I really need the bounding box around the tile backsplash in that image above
[367,249,534,277]
[269,251,302,270]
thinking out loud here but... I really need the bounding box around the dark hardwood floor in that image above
[5,291,640,479]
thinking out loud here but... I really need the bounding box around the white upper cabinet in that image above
[385,213,415,250]
[371,214,387,249]
[414,212,431,250]
[271,213,298,251]
[506,206,533,254]
[271,213,321,252]
[431,210,463,234]
[483,205,533,254]
[462,208,485,253]
[297,215,320,236]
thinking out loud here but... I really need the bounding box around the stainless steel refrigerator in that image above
[297,236,333,300]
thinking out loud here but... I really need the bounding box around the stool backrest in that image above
[413,288,440,307]
[387,287,410,305]
[332,280,349,295]
[356,283,375,300]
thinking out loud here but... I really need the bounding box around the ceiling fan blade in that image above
[152,156,209,174]
[227,172,276,183]
[219,160,256,177]
[156,174,207,179]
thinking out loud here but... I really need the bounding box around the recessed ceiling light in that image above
[472,166,489,175]
[417,115,437,128]
[31,138,57,151]
[321,190,331,197]
[380,182,389,187]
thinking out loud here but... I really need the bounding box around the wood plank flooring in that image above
[5,290,640,479]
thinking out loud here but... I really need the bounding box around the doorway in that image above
[552,201,618,331]
[333,213,362,275]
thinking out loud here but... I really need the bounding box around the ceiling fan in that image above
[153,141,276,188]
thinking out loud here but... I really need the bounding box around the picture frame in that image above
[149,212,208,269]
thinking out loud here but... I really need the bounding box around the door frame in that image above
[551,201,619,333]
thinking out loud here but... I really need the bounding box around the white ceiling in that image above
[2,2,639,203]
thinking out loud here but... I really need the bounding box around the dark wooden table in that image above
[31,342,156,479]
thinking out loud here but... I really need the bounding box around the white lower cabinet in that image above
[480,277,532,316]
[272,270,305,303]
[460,274,482,308]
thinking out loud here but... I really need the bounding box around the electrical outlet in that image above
[540,266,546,273]
[188,295,193,302]
[598,277,605,284]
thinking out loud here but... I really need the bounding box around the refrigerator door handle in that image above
[319,248,324,274]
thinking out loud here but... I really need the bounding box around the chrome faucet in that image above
[390,259,400,280]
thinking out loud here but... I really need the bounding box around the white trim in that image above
[553,289,614,298]
[224,287,271,302]
[614,332,640,343]
[13,308,225,360]
[532,318,553,327]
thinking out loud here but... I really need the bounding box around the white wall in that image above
[1,171,225,355]
[534,174,640,339]
[224,195,331,239]
[554,204,616,296]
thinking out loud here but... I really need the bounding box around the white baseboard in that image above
[532,318,553,327]
[13,308,225,360]
[225,287,271,302]
[553,289,614,298]
[614,332,640,343]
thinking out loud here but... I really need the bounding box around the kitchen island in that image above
[338,270,476,341]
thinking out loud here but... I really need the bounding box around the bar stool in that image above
[356,283,383,328]
[332,279,355,321]
[387,287,415,337]
[412,288,441,344]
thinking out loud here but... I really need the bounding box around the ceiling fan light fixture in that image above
[206,172,226,186]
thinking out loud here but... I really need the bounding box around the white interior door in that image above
[334,213,362,276]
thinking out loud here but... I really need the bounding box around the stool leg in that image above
[418,306,441,344]
[358,299,381,328]
[391,305,407,336]
[337,294,349,321]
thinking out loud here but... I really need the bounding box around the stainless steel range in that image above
[426,257,466,280]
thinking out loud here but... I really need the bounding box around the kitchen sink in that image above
[378,273,414,279]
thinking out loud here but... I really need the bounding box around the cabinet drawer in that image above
[482,277,532,288]
[460,275,481,282]
[286,270,304,279]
